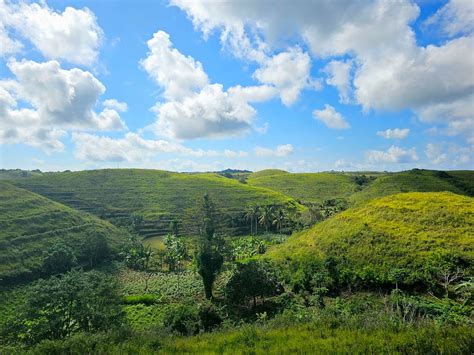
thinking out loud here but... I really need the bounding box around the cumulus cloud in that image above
[366,145,418,164]
[253,47,318,106]
[0,0,102,65]
[0,60,126,152]
[313,105,350,130]
[424,0,474,38]
[323,60,353,104]
[172,0,473,144]
[377,128,410,140]
[103,99,128,112]
[425,143,448,165]
[142,31,279,139]
[140,30,209,100]
[72,132,247,162]
[254,144,294,157]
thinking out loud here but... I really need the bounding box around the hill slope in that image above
[14,169,301,237]
[349,169,474,205]
[0,182,129,283]
[247,172,358,204]
[268,192,474,287]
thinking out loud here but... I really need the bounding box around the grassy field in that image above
[0,181,129,283]
[349,169,474,205]
[13,169,302,238]
[268,191,474,287]
[247,172,359,204]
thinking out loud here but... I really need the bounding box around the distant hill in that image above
[248,169,289,179]
[248,172,358,204]
[349,169,474,205]
[268,192,474,288]
[0,182,129,283]
[14,169,302,238]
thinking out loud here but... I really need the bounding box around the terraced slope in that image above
[0,182,129,283]
[247,172,358,204]
[268,192,474,287]
[349,169,474,205]
[15,169,301,238]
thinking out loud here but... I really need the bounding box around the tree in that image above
[78,232,111,268]
[196,194,224,299]
[163,233,187,272]
[170,220,180,237]
[120,235,152,271]
[272,208,286,233]
[42,242,77,276]
[14,270,123,344]
[244,205,255,235]
[225,260,282,308]
[258,205,275,232]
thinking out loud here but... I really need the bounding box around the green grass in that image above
[350,169,474,205]
[0,181,129,283]
[268,192,474,286]
[14,169,302,237]
[248,172,358,204]
[248,169,289,179]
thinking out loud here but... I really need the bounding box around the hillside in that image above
[0,182,129,283]
[248,169,289,179]
[14,169,302,238]
[268,192,474,287]
[349,169,474,205]
[247,172,358,204]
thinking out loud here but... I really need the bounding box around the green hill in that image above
[14,169,301,238]
[268,192,474,288]
[247,172,358,204]
[0,182,129,283]
[248,169,289,179]
[349,169,474,205]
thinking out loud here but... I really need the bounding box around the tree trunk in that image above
[204,282,213,299]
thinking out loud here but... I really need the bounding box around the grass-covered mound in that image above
[268,192,474,289]
[0,182,129,283]
[14,169,301,237]
[350,169,474,205]
[248,172,358,204]
[248,169,289,179]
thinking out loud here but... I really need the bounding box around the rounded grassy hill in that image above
[268,192,474,288]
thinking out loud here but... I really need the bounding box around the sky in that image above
[0,0,473,172]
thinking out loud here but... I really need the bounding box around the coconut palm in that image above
[273,208,286,233]
[259,205,275,232]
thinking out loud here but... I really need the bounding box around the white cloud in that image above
[254,144,294,157]
[141,30,209,100]
[424,0,474,38]
[142,31,279,140]
[172,1,473,144]
[72,132,248,162]
[0,60,126,152]
[0,127,66,153]
[153,83,255,139]
[0,1,102,65]
[323,60,353,103]
[425,143,448,165]
[377,128,410,140]
[253,47,317,106]
[103,99,128,112]
[366,145,418,164]
[313,104,350,130]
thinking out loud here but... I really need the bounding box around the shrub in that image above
[122,294,159,305]
[162,304,200,336]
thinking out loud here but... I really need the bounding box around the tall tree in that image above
[259,205,275,232]
[196,194,223,299]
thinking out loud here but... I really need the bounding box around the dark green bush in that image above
[122,294,159,305]
[162,304,200,336]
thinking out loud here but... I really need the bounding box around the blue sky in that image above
[0,0,472,172]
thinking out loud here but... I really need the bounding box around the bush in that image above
[225,260,282,308]
[162,304,200,336]
[122,294,159,305]
[198,301,223,331]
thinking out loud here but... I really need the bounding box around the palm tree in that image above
[273,208,286,233]
[259,205,275,232]
[252,205,260,235]
[244,205,255,235]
